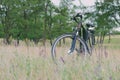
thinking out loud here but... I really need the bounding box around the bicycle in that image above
[51,13,95,64]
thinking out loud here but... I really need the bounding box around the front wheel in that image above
[51,34,88,64]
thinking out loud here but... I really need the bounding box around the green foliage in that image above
[0,0,119,44]
[81,0,120,43]
[95,1,119,32]
[0,24,4,38]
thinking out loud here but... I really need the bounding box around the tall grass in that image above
[0,35,120,80]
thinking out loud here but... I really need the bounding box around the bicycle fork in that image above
[68,32,78,54]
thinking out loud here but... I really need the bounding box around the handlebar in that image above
[72,13,83,23]
[75,13,82,19]
[72,13,95,29]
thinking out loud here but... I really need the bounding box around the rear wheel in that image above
[87,32,95,54]
[51,34,88,65]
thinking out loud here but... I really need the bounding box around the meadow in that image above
[0,35,120,80]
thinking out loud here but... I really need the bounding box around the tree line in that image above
[0,0,120,45]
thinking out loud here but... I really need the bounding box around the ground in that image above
[0,35,120,80]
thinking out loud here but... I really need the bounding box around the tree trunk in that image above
[43,1,49,46]
[108,32,111,43]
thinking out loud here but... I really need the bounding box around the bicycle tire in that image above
[51,34,88,64]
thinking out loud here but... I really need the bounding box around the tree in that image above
[82,0,120,43]
[0,0,18,44]
[96,0,119,43]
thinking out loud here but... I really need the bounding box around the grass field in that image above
[0,35,120,80]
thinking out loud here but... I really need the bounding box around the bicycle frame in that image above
[68,15,93,54]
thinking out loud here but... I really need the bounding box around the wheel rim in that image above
[51,35,87,65]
